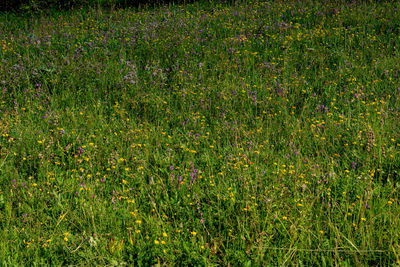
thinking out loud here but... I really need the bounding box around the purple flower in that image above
[178,176,182,189]
[276,83,285,97]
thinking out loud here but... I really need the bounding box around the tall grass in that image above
[1,0,400,265]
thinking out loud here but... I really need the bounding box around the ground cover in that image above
[0,0,400,265]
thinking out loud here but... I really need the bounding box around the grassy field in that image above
[1,0,400,265]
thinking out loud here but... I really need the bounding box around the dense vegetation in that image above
[0,0,199,12]
[1,0,400,265]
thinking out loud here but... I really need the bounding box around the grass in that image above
[1,0,400,265]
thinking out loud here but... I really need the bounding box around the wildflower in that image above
[154,240,160,245]
[352,161,357,170]
[63,233,69,242]
[191,231,197,236]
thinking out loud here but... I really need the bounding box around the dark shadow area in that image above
[0,0,214,12]
[1,0,394,13]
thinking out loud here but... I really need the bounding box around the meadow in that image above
[1,0,400,265]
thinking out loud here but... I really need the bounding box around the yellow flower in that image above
[154,240,160,245]
[191,231,197,236]
[162,232,168,237]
